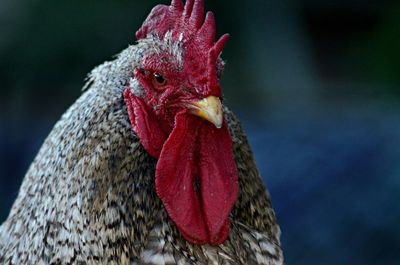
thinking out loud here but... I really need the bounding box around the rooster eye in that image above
[153,73,166,86]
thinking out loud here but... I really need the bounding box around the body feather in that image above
[0,44,282,265]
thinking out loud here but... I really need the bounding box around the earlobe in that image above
[124,88,167,158]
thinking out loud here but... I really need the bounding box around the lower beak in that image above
[188,96,223,129]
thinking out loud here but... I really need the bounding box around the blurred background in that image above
[1,0,399,264]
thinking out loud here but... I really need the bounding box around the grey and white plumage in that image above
[0,31,283,264]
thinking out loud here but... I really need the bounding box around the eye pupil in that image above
[154,73,166,85]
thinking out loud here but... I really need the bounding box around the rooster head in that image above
[124,0,238,245]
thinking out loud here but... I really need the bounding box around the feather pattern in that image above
[0,33,282,265]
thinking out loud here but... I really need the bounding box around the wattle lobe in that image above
[124,90,238,245]
[155,112,239,245]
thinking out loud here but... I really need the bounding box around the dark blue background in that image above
[1,0,400,264]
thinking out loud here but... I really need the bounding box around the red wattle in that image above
[156,112,238,245]
[155,113,208,243]
[198,120,239,243]
[124,89,239,245]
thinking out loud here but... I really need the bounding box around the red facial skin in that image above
[124,0,238,245]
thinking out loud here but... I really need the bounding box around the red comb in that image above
[136,0,229,97]
[136,0,217,41]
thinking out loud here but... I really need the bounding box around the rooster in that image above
[0,0,283,264]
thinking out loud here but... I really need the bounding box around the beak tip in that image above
[214,115,223,129]
[189,96,224,128]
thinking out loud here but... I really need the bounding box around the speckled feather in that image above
[0,38,283,264]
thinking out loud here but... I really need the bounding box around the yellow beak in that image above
[188,96,223,129]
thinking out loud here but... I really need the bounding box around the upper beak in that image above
[187,96,223,129]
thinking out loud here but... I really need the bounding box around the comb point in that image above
[189,0,204,29]
[183,0,195,18]
[199,11,216,45]
[171,0,184,11]
[214,33,230,56]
